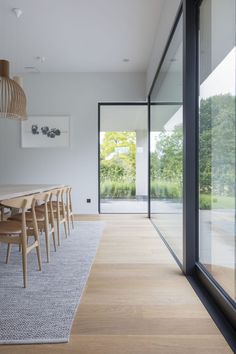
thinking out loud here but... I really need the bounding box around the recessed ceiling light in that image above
[35,56,46,63]
[12,8,23,18]
[123,58,130,63]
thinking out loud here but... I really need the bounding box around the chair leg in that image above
[66,208,70,235]
[34,232,42,271]
[45,225,50,263]
[45,230,50,263]
[71,213,74,229]
[63,220,68,239]
[21,241,27,288]
[50,214,57,252]
[57,218,60,246]
[36,245,42,271]
[52,230,57,252]
[6,244,12,264]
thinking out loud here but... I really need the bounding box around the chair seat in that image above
[48,202,64,212]
[35,204,55,210]
[51,201,64,206]
[36,205,64,215]
[0,221,22,234]
[9,211,45,222]
[0,194,42,288]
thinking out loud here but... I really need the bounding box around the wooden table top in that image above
[0,184,63,201]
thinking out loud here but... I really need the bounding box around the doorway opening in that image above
[98,103,148,214]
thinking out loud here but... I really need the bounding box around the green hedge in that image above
[101,180,182,200]
[101,180,234,209]
[151,180,181,200]
[199,194,234,209]
[101,180,135,198]
[199,194,211,210]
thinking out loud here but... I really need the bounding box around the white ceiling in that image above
[100,104,181,132]
[100,105,147,131]
[0,0,164,74]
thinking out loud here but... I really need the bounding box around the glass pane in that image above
[150,15,183,263]
[199,0,236,301]
[100,105,148,213]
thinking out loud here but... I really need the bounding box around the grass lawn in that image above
[200,194,234,209]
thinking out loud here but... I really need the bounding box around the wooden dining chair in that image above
[10,192,57,263]
[34,192,57,261]
[47,188,68,246]
[66,187,74,235]
[0,195,41,288]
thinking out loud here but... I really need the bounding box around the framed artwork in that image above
[21,115,70,148]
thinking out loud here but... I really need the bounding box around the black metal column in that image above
[182,0,199,275]
[148,95,151,218]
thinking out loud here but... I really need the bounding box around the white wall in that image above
[136,130,148,198]
[0,72,145,213]
[146,0,181,95]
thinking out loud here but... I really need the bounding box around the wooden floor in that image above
[0,214,232,354]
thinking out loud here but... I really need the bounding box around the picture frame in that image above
[21,115,70,148]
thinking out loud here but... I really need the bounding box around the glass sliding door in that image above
[150,14,183,264]
[198,0,236,302]
[99,104,148,213]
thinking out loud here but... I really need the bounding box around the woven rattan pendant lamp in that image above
[0,59,27,120]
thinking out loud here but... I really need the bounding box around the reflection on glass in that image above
[150,14,183,263]
[199,0,236,301]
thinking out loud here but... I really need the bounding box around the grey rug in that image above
[0,221,104,344]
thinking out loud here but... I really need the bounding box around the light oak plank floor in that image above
[0,214,232,354]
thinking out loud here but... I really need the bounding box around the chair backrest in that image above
[65,186,72,212]
[49,189,62,217]
[32,192,50,221]
[68,187,73,210]
[49,188,61,200]
[33,192,50,204]
[1,195,36,235]
[65,186,69,205]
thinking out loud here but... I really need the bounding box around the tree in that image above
[199,94,235,196]
[100,132,136,183]
[152,126,183,183]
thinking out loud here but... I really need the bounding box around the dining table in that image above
[0,184,64,201]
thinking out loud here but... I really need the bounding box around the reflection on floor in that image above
[150,201,235,302]
[199,209,235,300]
[203,264,235,301]
[150,199,183,261]
[151,213,183,261]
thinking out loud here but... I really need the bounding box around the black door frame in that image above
[98,102,148,215]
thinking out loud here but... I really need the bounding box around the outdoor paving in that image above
[100,199,182,214]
